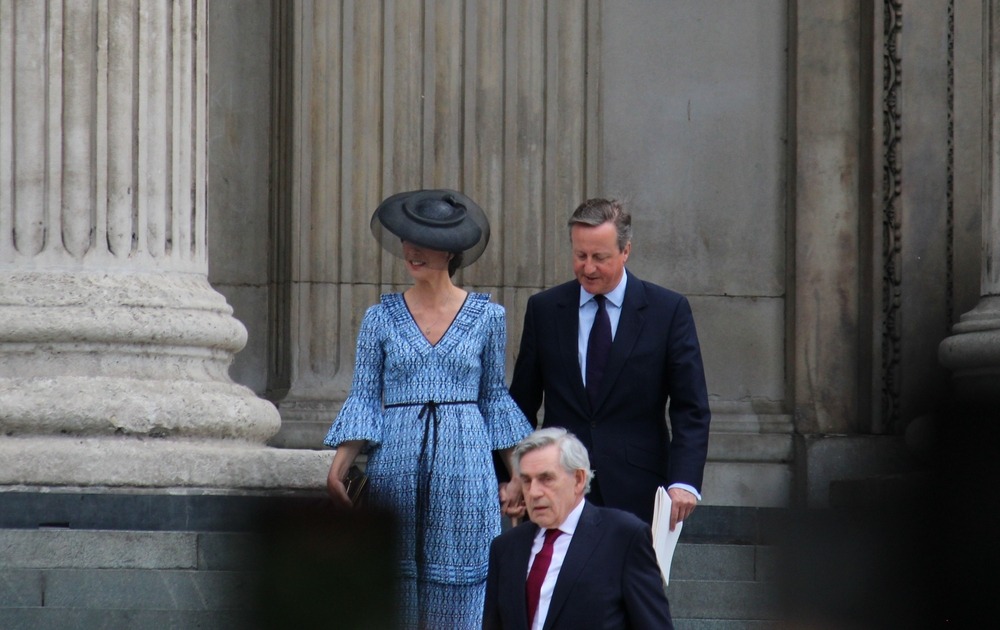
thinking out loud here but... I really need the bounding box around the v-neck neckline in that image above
[384,292,488,354]
[402,291,471,347]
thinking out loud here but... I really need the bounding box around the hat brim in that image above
[370,189,491,268]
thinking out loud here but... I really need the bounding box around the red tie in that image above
[526,528,562,625]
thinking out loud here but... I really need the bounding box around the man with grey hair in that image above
[509,198,711,528]
[483,427,673,629]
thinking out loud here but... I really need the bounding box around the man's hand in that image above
[667,487,697,531]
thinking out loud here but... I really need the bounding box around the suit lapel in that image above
[592,272,647,412]
[555,283,589,414]
[508,523,539,629]
[543,502,604,629]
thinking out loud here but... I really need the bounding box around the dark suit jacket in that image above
[509,272,711,523]
[483,501,673,630]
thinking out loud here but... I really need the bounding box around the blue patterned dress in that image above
[324,292,532,629]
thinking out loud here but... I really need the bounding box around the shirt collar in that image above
[553,496,586,536]
[578,269,628,309]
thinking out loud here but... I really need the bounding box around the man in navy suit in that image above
[483,427,673,629]
[508,198,711,527]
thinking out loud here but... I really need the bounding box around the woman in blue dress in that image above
[324,189,532,629]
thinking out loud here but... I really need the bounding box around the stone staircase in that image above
[668,507,781,629]
[0,528,261,629]
[0,495,784,629]
[669,545,779,629]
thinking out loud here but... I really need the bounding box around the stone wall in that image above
[0,0,980,507]
[204,0,997,508]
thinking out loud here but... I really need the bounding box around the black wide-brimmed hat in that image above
[371,189,491,268]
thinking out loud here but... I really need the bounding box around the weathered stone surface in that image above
[0,571,42,608]
[0,271,280,442]
[671,544,758,582]
[702,462,791,508]
[0,530,196,570]
[797,434,913,508]
[0,609,252,630]
[940,293,1000,407]
[0,1,281,452]
[0,437,332,491]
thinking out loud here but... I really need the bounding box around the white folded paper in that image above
[650,486,683,585]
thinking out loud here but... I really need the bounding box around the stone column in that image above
[0,1,329,489]
[940,0,1000,408]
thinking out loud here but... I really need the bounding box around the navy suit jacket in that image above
[482,501,673,630]
[509,272,711,523]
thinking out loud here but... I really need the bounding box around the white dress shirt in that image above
[577,271,628,386]
[526,498,585,630]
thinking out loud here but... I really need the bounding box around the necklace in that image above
[423,311,444,335]
[407,287,467,339]
[415,293,456,336]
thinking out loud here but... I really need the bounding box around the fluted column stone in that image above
[0,0,329,489]
[940,0,1000,408]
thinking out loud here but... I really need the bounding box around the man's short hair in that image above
[568,198,632,252]
[513,427,594,494]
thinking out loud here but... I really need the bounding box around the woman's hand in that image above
[325,440,365,509]
[326,468,354,509]
[499,477,526,523]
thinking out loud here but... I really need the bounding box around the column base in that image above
[0,435,332,492]
[0,270,280,441]
[0,376,280,442]
[939,295,1000,407]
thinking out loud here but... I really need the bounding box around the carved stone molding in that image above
[881,0,904,430]
[947,0,956,326]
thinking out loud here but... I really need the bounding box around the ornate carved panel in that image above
[880,0,903,431]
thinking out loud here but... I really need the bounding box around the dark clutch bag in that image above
[343,464,369,505]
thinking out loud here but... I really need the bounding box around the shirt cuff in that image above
[667,483,702,502]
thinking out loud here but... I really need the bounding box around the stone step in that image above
[0,493,782,544]
[0,609,251,630]
[0,570,782,628]
[668,579,780,622]
[671,542,776,582]
[0,490,329,532]
[672,620,783,630]
[0,529,261,571]
[0,609,786,630]
[0,510,786,626]
[1,528,781,627]
[0,568,260,611]
[2,528,773,582]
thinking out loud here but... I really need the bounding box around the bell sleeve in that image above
[478,303,533,450]
[323,304,386,449]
